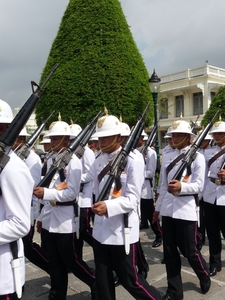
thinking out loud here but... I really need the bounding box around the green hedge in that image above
[36,0,153,129]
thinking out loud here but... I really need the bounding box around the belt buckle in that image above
[215,178,221,186]
[50,201,56,206]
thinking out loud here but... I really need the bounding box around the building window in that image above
[211,92,216,101]
[175,95,184,117]
[193,92,203,115]
[159,98,168,119]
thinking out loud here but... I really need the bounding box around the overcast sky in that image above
[1,0,225,109]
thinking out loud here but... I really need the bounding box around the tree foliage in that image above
[35,0,153,129]
[201,86,225,127]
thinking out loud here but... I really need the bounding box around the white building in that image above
[155,63,225,150]
[13,108,37,134]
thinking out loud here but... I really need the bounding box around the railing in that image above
[161,64,225,84]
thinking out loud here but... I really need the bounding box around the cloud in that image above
[121,0,225,75]
[0,0,68,108]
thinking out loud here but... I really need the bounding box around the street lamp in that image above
[149,69,161,163]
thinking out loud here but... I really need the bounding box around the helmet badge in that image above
[172,121,180,129]
[98,117,106,128]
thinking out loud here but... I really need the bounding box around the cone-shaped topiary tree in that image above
[36,0,153,128]
[201,86,225,127]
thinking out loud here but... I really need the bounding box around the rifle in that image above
[129,109,150,152]
[15,110,55,161]
[37,111,102,188]
[170,110,219,183]
[0,64,58,172]
[190,114,200,134]
[95,102,150,255]
[140,124,157,157]
[74,120,98,159]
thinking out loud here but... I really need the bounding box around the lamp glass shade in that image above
[149,70,161,93]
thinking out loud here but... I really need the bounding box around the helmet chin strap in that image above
[51,136,68,151]
[214,134,225,146]
[172,135,190,149]
[100,136,119,153]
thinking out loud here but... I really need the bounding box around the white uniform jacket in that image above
[157,145,174,194]
[79,146,95,208]
[0,151,33,295]
[38,151,56,230]
[90,147,144,245]
[25,150,42,220]
[137,146,157,199]
[197,147,212,200]
[203,145,225,205]
[42,154,82,233]
[155,146,205,221]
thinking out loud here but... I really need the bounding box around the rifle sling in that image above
[98,163,122,195]
[208,148,225,169]
[166,153,185,175]
[98,163,110,183]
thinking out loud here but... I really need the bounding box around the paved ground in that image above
[22,228,225,299]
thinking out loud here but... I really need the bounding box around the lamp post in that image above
[149,69,161,162]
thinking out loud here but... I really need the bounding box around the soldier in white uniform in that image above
[40,134,52,177]
[136,130,162,248]
[0,99,34,300]
[156,127,174,265]
[13,127,49,274]
[120,122,150,279]
[203,119,225,277]
[33,119,98,300]
[197,131,212,246]
[156,126,174,200]
[153,120,210,300]
[87,114,161,300]
[70,123,95,258]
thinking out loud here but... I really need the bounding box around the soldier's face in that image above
[13,136,26,150]
[172,133,190,150]
[98,135,121,154]
[212,132,225,146]
[43,143,52,152]
[50,136,70,152]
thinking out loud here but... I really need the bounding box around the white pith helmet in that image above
[40,134,51,144]
[19,126,31,137]
[92,115,121,138]
[120,122,131,137]
[0,99,13,123]
[164,126,172,139]
[70,124,82,139]
[141,130,148,140]
[169,120,196,137]
[90,135,98,141]
[209,120,225,134]
[46,121,71,137]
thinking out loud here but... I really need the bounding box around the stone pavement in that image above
[22,228,225,299]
